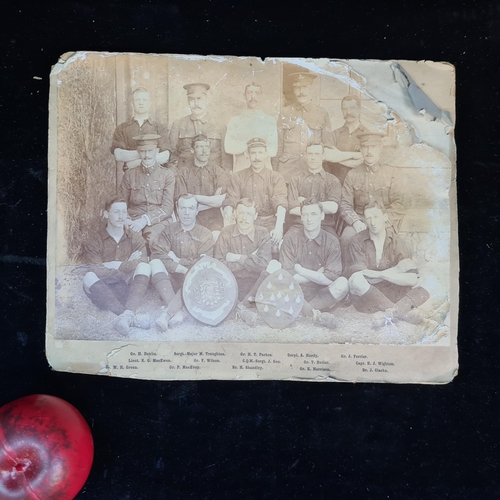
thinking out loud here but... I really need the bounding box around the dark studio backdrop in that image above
[1,1,499,498]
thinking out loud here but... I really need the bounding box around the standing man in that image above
[327,95,368,184]
[110,87,170,171]
[275,72,361,183]
[287,142,341,237]
[280,198,348,329]
[223,138,288,253]
[215,198,272,301]
[150,195,215,331]
[225,82,278,172]
[175,134,229,232]
[119,134,176,244]
[83,197,151,336]
[169,83,229,171]
[347,201,429,327]
[340,132,405,268]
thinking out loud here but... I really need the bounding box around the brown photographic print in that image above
[47,53,457,383]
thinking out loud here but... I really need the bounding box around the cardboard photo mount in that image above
[47,52,458,383]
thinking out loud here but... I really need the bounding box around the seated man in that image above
[223,137,288,253]
[119,134,175,244]
[347,201,430,327]
[83,197,151,335]
[280,198,348,328]
[149,195,214,331]
[175,134,229,232]
[287,142,341,237]
[340,131,405,269]
[214,198,272,302]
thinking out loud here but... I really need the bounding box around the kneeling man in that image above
[280,198,349,329]
[83,197,151,335]
[215,198,272,301]
[149,194,214,331]
[347,201,430,327]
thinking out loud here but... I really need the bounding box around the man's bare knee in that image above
[349,272,369,296]
[329,276,348,301]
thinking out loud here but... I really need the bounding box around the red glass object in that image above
[0,394,94,499]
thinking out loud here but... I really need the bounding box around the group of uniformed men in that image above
[83,72,430,336]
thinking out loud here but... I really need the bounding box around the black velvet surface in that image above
[1,1,499,498]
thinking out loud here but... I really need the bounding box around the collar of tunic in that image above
[363,161,383,173]
[296,228,326,246]
[304,168,328,180]
[189,113,208,124]
[231,225,256,242]
[129,116,153,126]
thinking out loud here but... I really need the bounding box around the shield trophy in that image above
[182,256,238,326]
[255,269,304,329]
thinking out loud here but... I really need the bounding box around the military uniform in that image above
[169,115,227,170]
[340,161,405,231]
[275,102,333,183]
[120,160,175,241]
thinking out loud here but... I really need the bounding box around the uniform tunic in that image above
[276,102,333,183]
[287,168,341,230]
[169,114,228,170]
[175,159,230,230]
[120,161,175,226]
[340,162,405,230]
[280,228,342,301]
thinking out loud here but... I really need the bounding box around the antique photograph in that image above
[47,52,457,382]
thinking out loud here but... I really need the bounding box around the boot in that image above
[155,310,173,332]
[312,309,337,329]
[113,310,134,336]
[169,308,188,327]
[371,309,396,329]
[237,305,259,326]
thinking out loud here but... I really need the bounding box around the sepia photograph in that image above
[47,52,457,382]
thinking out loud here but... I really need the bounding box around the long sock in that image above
[309,287,338,312]
[353,285,394,314]
[167,291,183,316]
[126,274,150,312]
[394,286,430,315]
[88,281,126,316]
[151,272,176,305]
